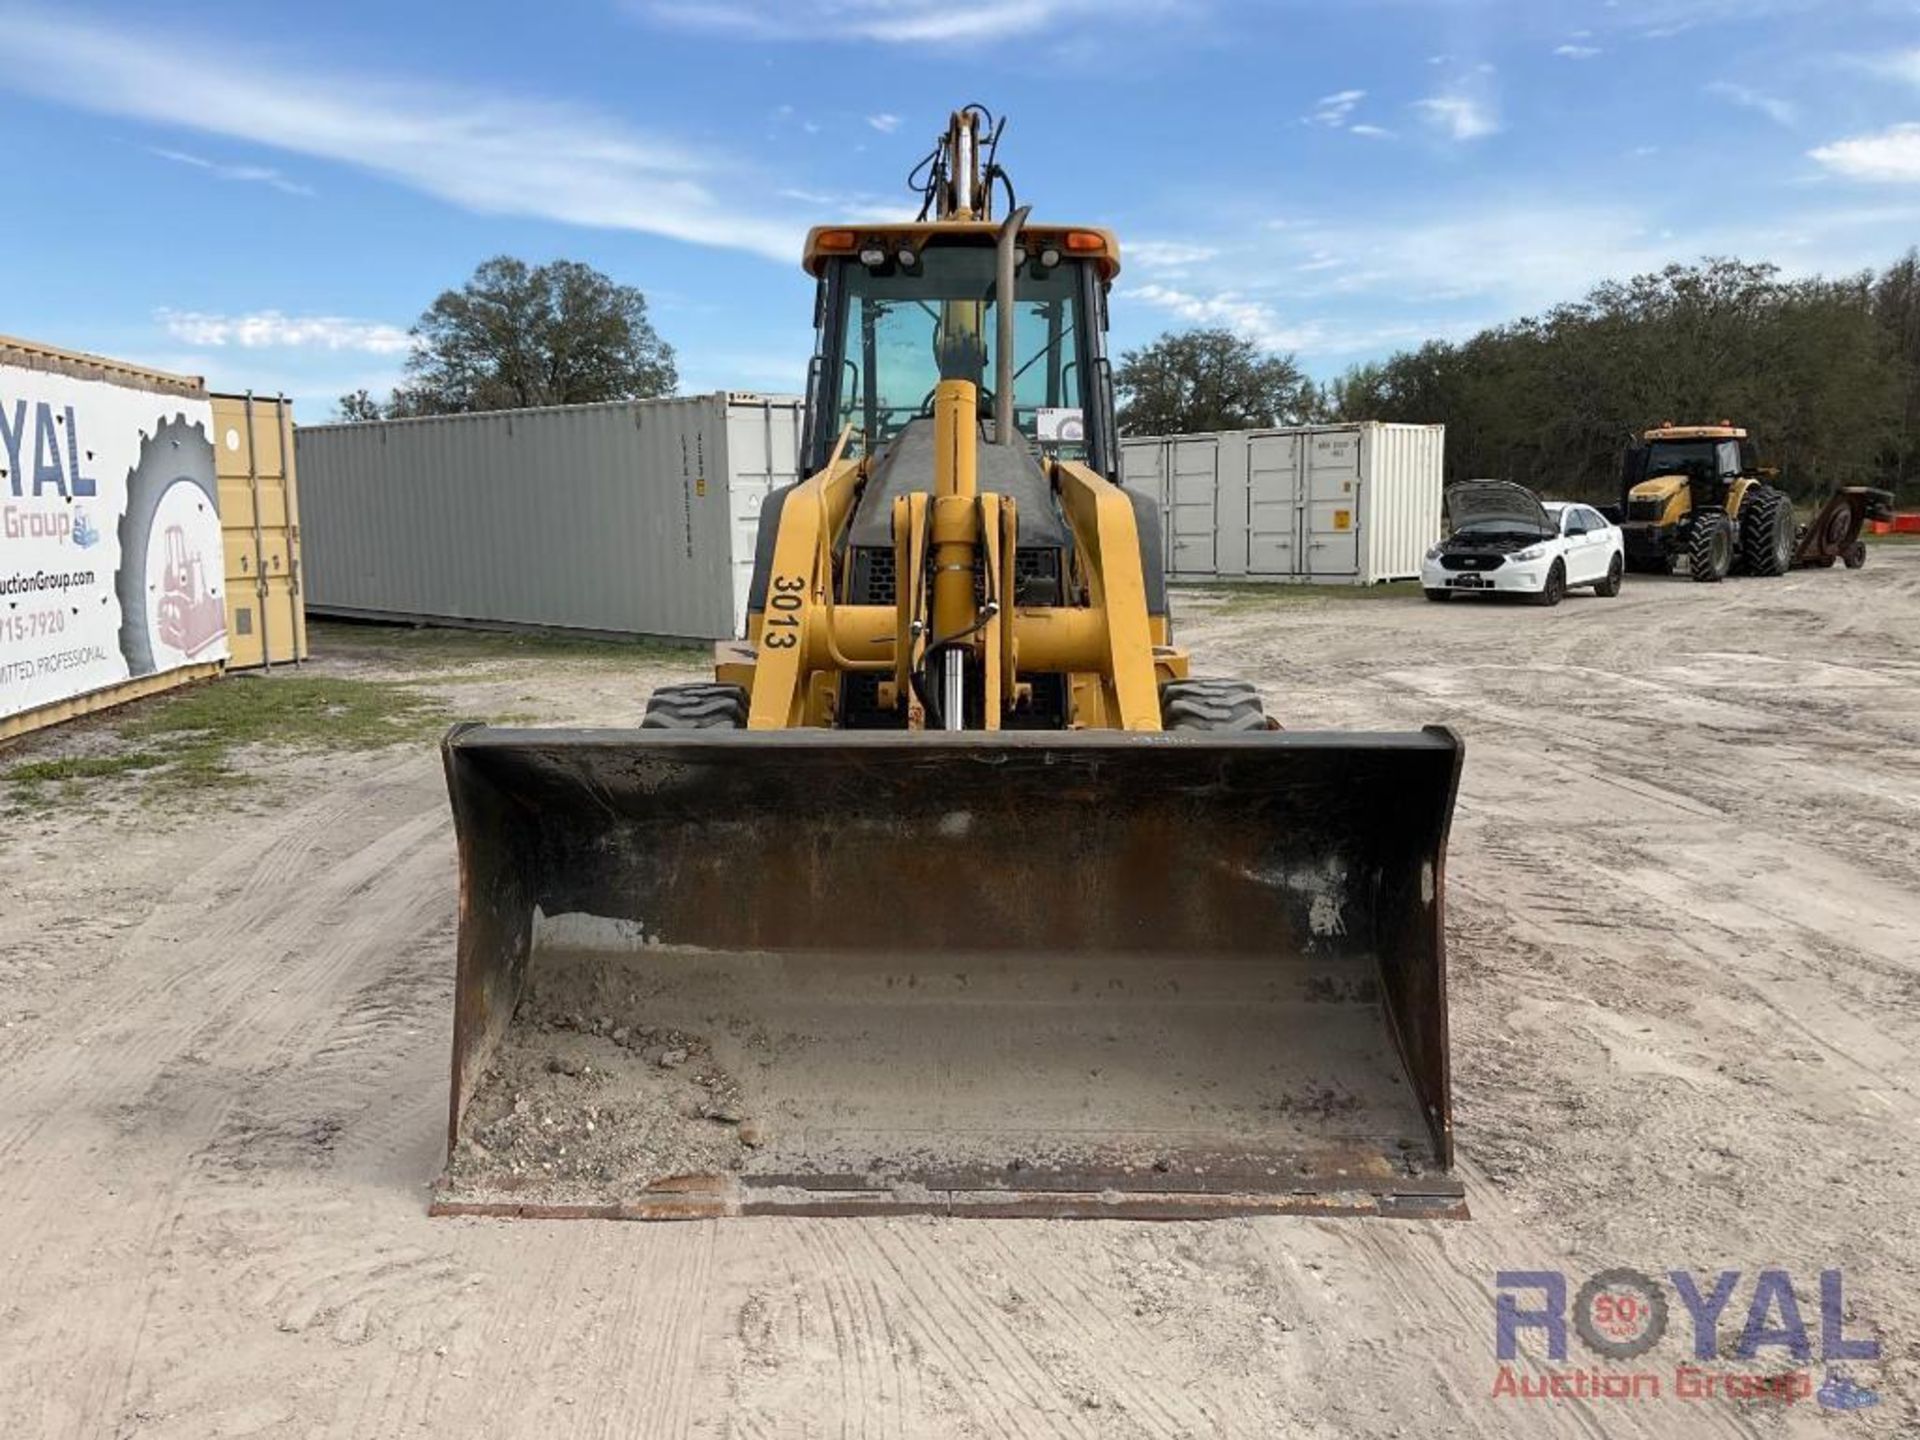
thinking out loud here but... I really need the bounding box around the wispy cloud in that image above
[866,113,901,134]
[641,0,1176,44]
[1554,44,1601,60]
[1707,81,1797,128]
[4,9,805,262]
[1811,124,1920,183]
[1349,124,1396,140]
[148,146,312,196]
[1126,283,1319,353]
[1127,240,1220,275]
[1413,92,1499,142]
[1306,89,1365,127]
[157,309,414,354]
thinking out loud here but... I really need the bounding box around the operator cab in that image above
[798,226,1122,480]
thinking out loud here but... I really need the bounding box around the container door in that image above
[1119,440,1172,563]
[724,401,804,637]
[1167,439,1219,575]
[215,395,308,668]
[1305,430,1362,580]
[1246,432,1304,576]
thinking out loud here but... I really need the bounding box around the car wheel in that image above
[1533,561,1566,607]
[1594,553,1624,598]
[1424,588,1453,603]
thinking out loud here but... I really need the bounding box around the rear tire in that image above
[1844,539,1868,570]
[1160,678,1270,732]
[1424,587,1453,602]
[1687,511,1733,583]
[1593,554,1624,598]
[1739,486,1793,577]
[641,682,750,729]
[1532,561,1566,607]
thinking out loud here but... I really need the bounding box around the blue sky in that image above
[4,0,1919,419]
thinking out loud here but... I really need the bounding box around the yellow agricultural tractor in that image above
[437,109,1465,1221]
[1620,423,1797,581]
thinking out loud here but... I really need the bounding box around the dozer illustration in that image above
[438,109,1466,1220]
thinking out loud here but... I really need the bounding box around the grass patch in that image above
[311,618,705,668]
[4,751,168,784]
[3,674,447,809]
[1174,579,1423,612]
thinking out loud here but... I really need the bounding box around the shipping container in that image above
[211,393,308,669]
[296,394,803,641]
[1,334,226,741]
[1121,422,1445,585]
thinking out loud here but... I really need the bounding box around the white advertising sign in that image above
[1,363,228,720]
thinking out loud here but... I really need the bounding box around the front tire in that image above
[1687,511,1734,583]
[1532,561,1566,607]
[1593,553,1624,598]
[1739,486,1793,577]
[1160,678,1271,732]
[641,682,750,729]
[1844,539,1867,570]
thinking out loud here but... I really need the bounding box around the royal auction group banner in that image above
[1,357,228,721]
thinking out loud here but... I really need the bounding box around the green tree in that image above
[334,388,385,422]
[1115,328,1314,435]
[1325,257,1907,503]
[383,256,677,416]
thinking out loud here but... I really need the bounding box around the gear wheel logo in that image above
[1574,1268,1668,1359]
[114,414,222,677]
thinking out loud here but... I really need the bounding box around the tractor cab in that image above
[1623,423,1759,524]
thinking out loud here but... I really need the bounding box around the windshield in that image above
[818,244,1092,462]
[1644,440,1722,479]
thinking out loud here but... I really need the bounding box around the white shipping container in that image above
[296,393,803,641]
[1121,422,1444,585]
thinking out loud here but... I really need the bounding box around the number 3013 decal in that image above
[762,575,805,649]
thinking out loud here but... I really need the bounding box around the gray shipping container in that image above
[296,393,803,641]
[1121,422,1444,585]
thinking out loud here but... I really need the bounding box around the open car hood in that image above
[1446,480,1553,538]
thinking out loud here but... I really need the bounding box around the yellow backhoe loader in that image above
[436,109,1466,1221]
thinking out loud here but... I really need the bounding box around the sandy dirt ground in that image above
[3,551,1917,1438]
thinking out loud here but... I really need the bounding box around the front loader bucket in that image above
[435,727,1466,1221]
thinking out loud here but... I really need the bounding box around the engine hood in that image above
[1445,480,1553,538]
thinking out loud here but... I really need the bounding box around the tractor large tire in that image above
[1160,678,1270,732]
[1687,511,1734,583]
[1739,486,1794,577]
[641,682,750,729]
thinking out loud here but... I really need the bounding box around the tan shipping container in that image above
[211,393,307,669]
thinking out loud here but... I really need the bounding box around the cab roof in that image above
[1643,423,1748,441]
[803,222,1121,279]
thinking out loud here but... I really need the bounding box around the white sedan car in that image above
[1422,481,1625,606]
